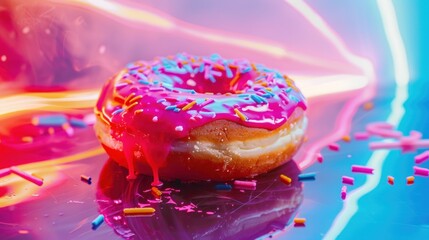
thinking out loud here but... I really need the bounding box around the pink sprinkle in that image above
[152,116,158,122]
[328,143,340,151]
[279,93,289,104]
[149,87,164,92]
[234,180,256,188]
[204,66,210,79]
[341,186,347,200]
[354,132,369,140]
[413,166,429,176]
[0,168,11,178]
[316,153,323,163]
[369,141,398,150]
[206,211,215,215]
[199,99,214,108]
[351,165,374,174]
[366,122,402,138]
[342,176,354,185]
[415,151,429,164]
[10,167,43,186]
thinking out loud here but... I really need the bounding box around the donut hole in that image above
[163,69,254,95]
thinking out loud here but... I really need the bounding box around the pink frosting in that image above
[96,53,307,185]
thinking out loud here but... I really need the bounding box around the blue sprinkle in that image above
[199,112,216,118]
[91,214,104,230]
[164,67,187,74]
[158,74,174,84]
[69,118,87,128]
[290,95,300,102]
[241,67,252,73]
[138,80,150,85]
[199,63,205,73]
[173,108,181,112]
[172,76,184,84]
[251,95,263,104]
[183,64,193,73]
[162,83,174,91]
[285,87,292,93]
[210,53,221,61]
[238,94,249,98]
[112,108,124,115]
[36,114,68,126]
[195,98,206,104]
[136,72,148,81]
[224,63,233,78]
[157,99,166,103]
[215,184,232,191]
[208,75,216,83]
[298,172,316,181]
[261,93,273,99]
[165,105,177,111]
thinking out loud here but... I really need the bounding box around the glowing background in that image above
[0,0,427,239]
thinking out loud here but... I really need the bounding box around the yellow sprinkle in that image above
[128,95,143,105]
[182,101,196,111]
[151,187,162,197]
[294,218,306,224]
[122,79,133,84]
[229,69,241,87]
[265,88,272,91]
[234,108,247,121]
[123,207,156,216]
[22,136,33,143]
[280,174,292,185]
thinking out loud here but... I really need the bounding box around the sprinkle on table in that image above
[280,174,292,185]
[341,186,347,200]
[298,172,316,181]
[91,214,104,230]
[406,176,415,185]
[328,143,340,151]
[351,165,374,174]
[81,175,92,184]
[293,218,306,226]
[317,153,324,163]
[151,187,162,197]
[388,176,394,185]
[342,176,354,185]
[123,207,156,216]
[342,135,351,142]
[415,150,429,164]
[413,166,429,176]
[233,180,256,188]
[215,184,232,191]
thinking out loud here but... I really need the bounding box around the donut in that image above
[94,53,307,185]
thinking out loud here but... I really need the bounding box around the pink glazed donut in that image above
[94,53,307,185]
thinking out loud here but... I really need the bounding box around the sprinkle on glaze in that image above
[95,53,307,185]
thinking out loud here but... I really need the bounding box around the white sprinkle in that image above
[22,27,30,34]
[175,126,183,132]
[152,116,158,122]
[186,79,196,87]
[99,45,106,54]
[1,55,6,62]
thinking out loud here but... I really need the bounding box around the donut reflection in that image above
[96,159,303,240]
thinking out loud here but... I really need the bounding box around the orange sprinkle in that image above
[129,95,143,104]
[363,102,374,110]
[280,174,292,185]
[48,127,55,135]
[303,136,309,143]
[123,207,156,216]
[229,69,241,87]
[234,108,247,121]
[151,187,162,197]
[388,176,394,185]
[406,176,415,185]
[235,90,245,94]
[122,79,133,84]
[182,101,196,111]
[134,109,144,115]
[214,63,225,71]
[22,136,33,143]
[126,102,138,110]
[342,135,351,142]
[124,92,136,105]
[260,82,268,87]
[294,218,306,224]
[251,63,257,71]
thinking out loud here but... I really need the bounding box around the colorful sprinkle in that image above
[234,108,247,121]
[341,186,347,200]
[413,166,429,176]
[215,184,232,191]
[298,172,316,181]
[123,207,156,216]
[406,176,415,185]
[342,135,351,142]
[354,132,370,140]
[351,165,374,174]
[175,126,184,132]
[415,151,429,164]
[182,101,196,111]
[10,167,43,186]
[233,180,256,188]
[152,116,158,122]
[91,214,104,230]
[279,174,292,185]
[32,114,67,126]
[293,218,306,225]
[0,168,11,178]
[316,153,324,163]
[151,187,162,197]
[388,176,394,185]
[81,175,92,184]
[342,176,354,185]
[328,143,340,151]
